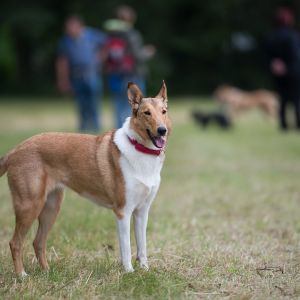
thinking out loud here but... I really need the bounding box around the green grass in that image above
[0,97,300,299]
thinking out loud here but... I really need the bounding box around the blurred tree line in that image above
[0,0,299,96]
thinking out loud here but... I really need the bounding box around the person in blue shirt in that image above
[56,15,107,131]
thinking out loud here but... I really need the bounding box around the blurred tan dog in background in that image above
[214,85,278,118]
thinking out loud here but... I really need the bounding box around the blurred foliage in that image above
[0,0,298,95]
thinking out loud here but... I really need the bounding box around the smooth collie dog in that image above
[214,85,278,117]
[0,81,171,276]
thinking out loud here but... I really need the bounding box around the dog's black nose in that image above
[157,126,167,136]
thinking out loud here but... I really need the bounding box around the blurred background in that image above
[1,1,300,297]
[1,0,299,96]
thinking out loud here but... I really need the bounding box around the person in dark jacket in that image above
[267,7,300,131]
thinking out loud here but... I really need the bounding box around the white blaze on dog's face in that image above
[128,81,171,148]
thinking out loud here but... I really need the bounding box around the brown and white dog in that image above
[0,82,171,276]
[214,85,278,118]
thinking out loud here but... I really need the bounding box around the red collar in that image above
[127,136,162,156]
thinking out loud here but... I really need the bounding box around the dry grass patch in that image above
[0,98,299,299]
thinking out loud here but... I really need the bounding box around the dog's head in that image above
[128,81,171,149]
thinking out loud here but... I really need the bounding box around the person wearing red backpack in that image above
[103,6,156,128]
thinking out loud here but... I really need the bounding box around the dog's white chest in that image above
[120,153,163,187]
[119,154,162,210]
[114,121,164,209]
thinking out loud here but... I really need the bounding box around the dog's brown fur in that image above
[0,131,125,274]
[0,81,171,276]
[214,85,278,117]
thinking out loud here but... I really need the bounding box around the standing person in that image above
[103,6,156,128]
[56,15,107,132]
[266,7,300,131]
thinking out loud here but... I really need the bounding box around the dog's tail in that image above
[0,155,8,177]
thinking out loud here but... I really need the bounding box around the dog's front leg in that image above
[133,203,150,270]
[117,212,134,272]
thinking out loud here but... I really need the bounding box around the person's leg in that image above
[293,99,300,129]
[276,80,289,130]
[279,98,288,130]
[115,93,128,128]
[134,76,146,95]
[85,76,101,132]
[291,82,300,130]
[117,75,145,128]
[72,79,89,131]
[118,76,132,128]
[109,74,130,128]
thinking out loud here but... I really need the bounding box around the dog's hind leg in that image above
[33,188,64,270]
[8,169,47,277]
[9,197,45,277]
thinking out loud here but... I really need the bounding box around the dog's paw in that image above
[137,259,149,271]
[139,262,149,271]
[124,265,134,273]
[20,271,28,277]
[17,271,28,281]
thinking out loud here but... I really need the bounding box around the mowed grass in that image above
[0,97,300,299]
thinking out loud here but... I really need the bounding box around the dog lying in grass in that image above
[214,85,278,118]
[192,110,232,129]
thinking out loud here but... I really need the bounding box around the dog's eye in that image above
[162,110,167,114]
[144,111,151,116]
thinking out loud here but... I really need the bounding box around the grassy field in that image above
[0,97,299,299]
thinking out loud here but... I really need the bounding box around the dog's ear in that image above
[128,82,143,110]
[156,80,167,103]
